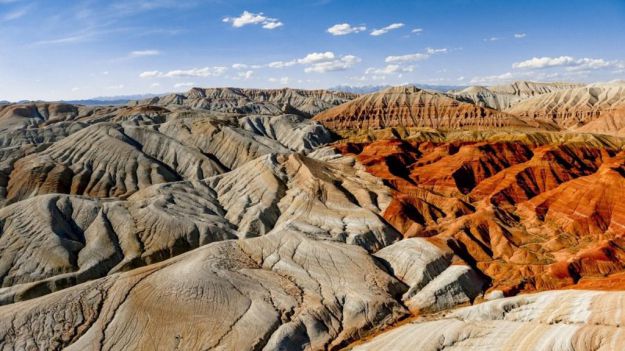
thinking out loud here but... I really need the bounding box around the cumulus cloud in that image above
[327,23,366,36]
[223,11,282,29]
[514,33,526,38]
[139,66,227,78]
[297,51,336,64]
[304,55,361,73]
[512,56,618,71]
[229,51,360,74]
[512,56,575,69]
[370,23,404,36]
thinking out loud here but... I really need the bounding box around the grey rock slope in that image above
[133,87,357,116]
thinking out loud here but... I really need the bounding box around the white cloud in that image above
[304,55,361,73]
[385,53,429,63]
[232,63,262,69]
[262,21,283,29]
[129,50,160,57]
[174,82,195,89]
[139,66,227,78]
[514,33,526,39]
[236,70,254,80]
[483,37,500,42]
[267,60,296,68]
[223,11,282,30]
[297,51,335,64]
[513,56,575,69]
[150,83,161,88]
[365,64,414,75]
[411,28,423,34]
[370,23,404,36]
[384,48,447,64]
[567,58,612,71]
[512,56,618,71]
[327,23,366,36]
[232,51,360,74]
[71,87,80,92]
[426,47,448,54]
[139,70,161,78]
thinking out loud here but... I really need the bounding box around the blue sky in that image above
[1,0,624,101]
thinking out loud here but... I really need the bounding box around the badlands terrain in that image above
[1,82,625,350]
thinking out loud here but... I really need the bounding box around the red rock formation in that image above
[337,138,625,294]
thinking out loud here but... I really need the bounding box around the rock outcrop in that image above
[134,87,356,116]
[336,137,625,294]
[353,290,625,350]
[313,86,544,133]
[0,229,408,350]
[451,81,584,110]
[505,81,625,128]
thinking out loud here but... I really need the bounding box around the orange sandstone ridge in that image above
[336,138,625,294]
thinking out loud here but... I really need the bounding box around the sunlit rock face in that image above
[353,290,625,351]
[336,138,625,294]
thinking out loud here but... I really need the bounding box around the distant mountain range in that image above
[62,94,163,106]
[330,84,468,94]
[0,94,163,106]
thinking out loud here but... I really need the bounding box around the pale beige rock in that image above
[375,238,485,313]
[0,229,407,351]
[354,290,625,351]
